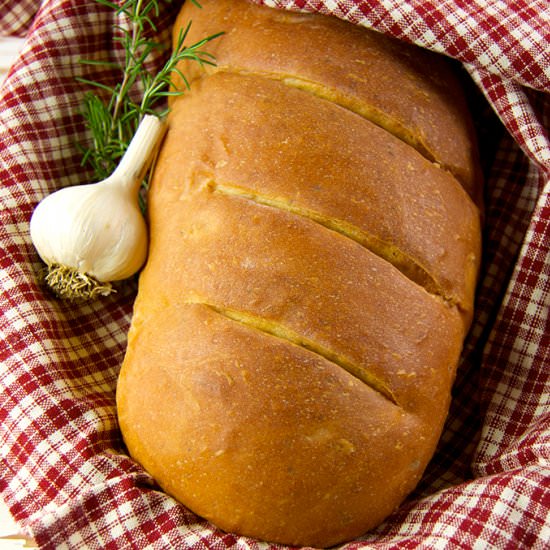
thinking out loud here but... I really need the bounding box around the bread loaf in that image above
[116,0,483,546]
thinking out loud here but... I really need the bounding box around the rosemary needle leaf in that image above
[94,0,120,11]
[78,0,222,202]
[78,59,120,69]
[76,77,117,93]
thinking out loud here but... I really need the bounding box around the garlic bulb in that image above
[30,115,165,300]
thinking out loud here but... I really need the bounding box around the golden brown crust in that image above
[118,303,444,547]
[116,1,483,546]
[141,184,464,414]
[172,0,483,203]
[158,71,481,326]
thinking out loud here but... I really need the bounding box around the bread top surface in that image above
[160,71,481,327]
[142,179,464,416]
[118,302,446,547]
[173,0,482,202]
[117,1,483,546]
[119,73,467,545]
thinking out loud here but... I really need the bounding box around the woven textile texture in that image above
[0,0,549,548]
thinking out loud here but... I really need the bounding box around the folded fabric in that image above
[0,0,548,548]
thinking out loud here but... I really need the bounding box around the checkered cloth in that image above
[0,0,548,548]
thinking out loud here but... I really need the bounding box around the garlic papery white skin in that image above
[30,115,165,300]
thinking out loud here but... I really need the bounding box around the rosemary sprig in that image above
[77,0,222,183]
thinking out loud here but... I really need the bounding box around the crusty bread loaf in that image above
[116,0,483,547]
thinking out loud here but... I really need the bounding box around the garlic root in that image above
[44,264,114,300]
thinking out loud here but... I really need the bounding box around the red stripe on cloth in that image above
[0,0,39,36]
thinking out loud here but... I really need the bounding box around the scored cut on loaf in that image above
[170,0,483,205]
[116,0,483,547]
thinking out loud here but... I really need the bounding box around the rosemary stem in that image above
[110,0,144,136]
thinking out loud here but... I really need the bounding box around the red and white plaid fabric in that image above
[0,0,548,548]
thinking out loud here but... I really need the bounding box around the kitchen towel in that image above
[0,0,548,548]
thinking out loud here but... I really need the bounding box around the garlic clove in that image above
[30,115,165,300]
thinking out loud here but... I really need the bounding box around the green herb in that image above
[77,0,222,184]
